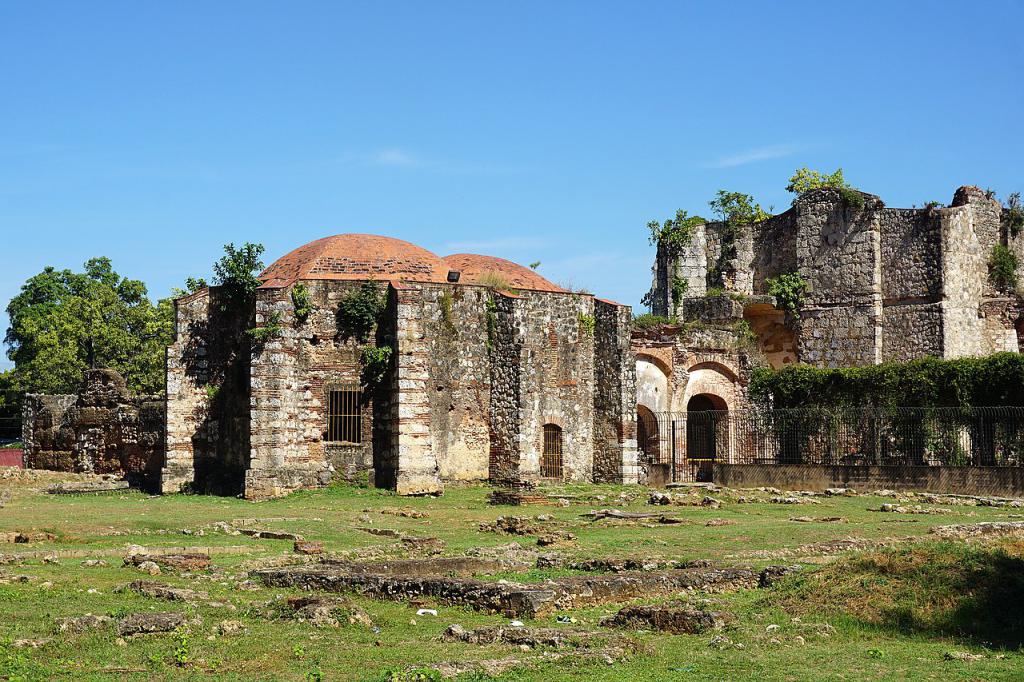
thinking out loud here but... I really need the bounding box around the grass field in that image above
[1,472,1023,680]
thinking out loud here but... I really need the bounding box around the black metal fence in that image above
[639,407,1024,483]
[0,390,23,443]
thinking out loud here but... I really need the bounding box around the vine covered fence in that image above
[638,406,1024,485]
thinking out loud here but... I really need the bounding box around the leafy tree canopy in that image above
[785,167,852,195]
[5,258,174,395]
[213,242,265,307]
[708,191,771,226]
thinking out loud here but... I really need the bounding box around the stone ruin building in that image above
[21,369,164,487]
[632,186,1024,480]
[19,188,1024,495]
[160,234,638,499]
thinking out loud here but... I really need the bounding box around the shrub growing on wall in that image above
[989,244,1019,292]
[749,353,1024,409]
[766,273,807,313]
[337,281,386,342]
[647,209,706,253]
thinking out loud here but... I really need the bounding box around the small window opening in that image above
[327,386,362,443]
[541,424,563,478]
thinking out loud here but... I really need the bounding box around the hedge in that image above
[749,353,1024,409]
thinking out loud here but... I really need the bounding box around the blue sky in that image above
[2,1,1023,370]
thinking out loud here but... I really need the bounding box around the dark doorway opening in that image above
[686,394,727,482]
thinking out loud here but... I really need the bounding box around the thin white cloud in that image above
[371,148,420,167]
[704,144,798,169]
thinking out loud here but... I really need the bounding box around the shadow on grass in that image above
[770,539,1024,649]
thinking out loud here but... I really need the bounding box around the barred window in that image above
[327,387,362,443]
[541,424,563,478]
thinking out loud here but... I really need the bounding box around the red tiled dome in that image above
[442,254,566,293]
[260,234,449,286]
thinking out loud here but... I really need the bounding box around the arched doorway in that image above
[636,405,660,463]
[686,393,727,482]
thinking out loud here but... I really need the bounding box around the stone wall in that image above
[161,287,251,495]
[715,462,1024,497]
[593,299,639,483]
[24,369,164,488]
[646,185,1022,369]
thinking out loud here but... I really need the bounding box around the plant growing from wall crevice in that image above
[337,281,386,343]
[484,296,498,350]
[360,345,393,387]
[1006,192,1024,237]
[578,313,595,335]
[670,274,688,309]
[247,310,282,343]
[647,209,706,253]
[766,273,807,314]
[439,291,456,333]
[786,167,865,210]
[291,283,312,322]
[988,244,1019,292]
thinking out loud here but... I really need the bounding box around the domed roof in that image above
[260,234,449,286]
[442,254,565,293]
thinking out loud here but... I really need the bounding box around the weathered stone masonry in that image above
[23,369,164,488]
[160,235,638,498]
[647,186,1024,371]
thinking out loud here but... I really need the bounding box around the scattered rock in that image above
[136,561,161,576]
[55,614,114,633]
[602,604,727,634]
[705,518,736,527]
[758,565,803,588]
[216,620,246,635]
[479,516,539,536]
[931,521,1024,539]
[124,552,210,571]
[123,579,209,602]
[81,559,109,568]
[12,638,50,648]
[237,528,304,541]
[536,531,576,547]
[944,651,984,662]
[117,612,187,636]
[294,540,324,555]
[824,488,856,496]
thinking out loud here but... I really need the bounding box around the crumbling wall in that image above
[24,369,163,488]
[420,284,491,483]
[879,208,944,361]
[593,299,639,483]
[794,190,883,367]
[488,292,522,483]
[161,287,251,495]
[515,290,596,482]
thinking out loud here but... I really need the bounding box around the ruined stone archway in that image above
[636,404,661,463]
[636,357,671,414]
[686,393,727,482]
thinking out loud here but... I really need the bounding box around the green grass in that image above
[1,479,1023,680]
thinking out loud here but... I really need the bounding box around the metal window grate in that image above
[327,387,362,444]
[542,424,563,478]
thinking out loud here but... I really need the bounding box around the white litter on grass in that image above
[416,609,438,617]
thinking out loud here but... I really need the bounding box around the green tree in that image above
[785,167,851,194]
[647,209,706,252]
[212,242,265,308]
[4,258,173,394]
[708,191,771,227]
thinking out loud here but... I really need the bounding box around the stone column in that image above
[593,298,639,484]
[392,283,443,495]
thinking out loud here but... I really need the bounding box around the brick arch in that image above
[685,360,740,383]
[635,351,672,378]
